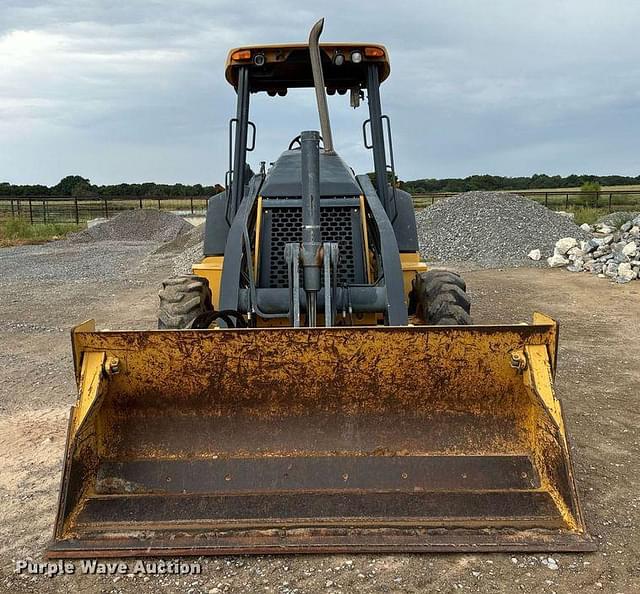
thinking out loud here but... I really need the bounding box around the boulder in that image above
[555,237,578,255]
[616,262,637,283]
[567,259,584,273]
[527,248,541,261]
[584,259,598,273]
[604,261,619,277]
[583,239,600,254]
[622,241,637,257]
[547,252,569,268]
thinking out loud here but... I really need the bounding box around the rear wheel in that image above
[411,270,472,325]
[158,274,212,329]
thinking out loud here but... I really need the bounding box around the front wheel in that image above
[158,274,212,329]
[410,270,472,325]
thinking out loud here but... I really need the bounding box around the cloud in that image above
[1,0,639,184]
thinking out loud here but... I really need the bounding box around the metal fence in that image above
[1,189,639,225]
[0,196,209,225]
[412,189,640,211]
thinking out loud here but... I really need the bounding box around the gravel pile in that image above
[548,214,640,283]
[69,209,193,243]
[170,224,205,274]
[596,210,640,227]
[153,222,204,254]
[141,220,204,275]
[415,191,589,267]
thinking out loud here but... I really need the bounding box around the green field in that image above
[0,217,82,247]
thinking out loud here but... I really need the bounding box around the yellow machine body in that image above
[190,194,428,315]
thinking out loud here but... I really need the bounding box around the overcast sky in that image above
[1,0,639,186]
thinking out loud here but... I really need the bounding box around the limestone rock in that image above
[555,237,578,255]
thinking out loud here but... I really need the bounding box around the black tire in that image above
[158,275,212,329]
[411,270,472,325]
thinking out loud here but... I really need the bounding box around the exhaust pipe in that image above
[300,130,323,326]
[308,18,334,154]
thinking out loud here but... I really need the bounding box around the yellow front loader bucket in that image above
[48,314,593,557]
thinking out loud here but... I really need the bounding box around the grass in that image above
[0,217,82,247]
[566,207,606,225]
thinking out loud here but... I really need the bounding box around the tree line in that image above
[400,173,640,194]
[3,173,639,198]
[0,176,224,198]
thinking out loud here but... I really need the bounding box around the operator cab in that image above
[219,36,397,222]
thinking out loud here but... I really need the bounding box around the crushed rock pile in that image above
[167,224,205,274]
[547,214,640,283]
[153,222,204,255]
[69,209,193,243]
[415,191,589,268]
[595,211,640,228]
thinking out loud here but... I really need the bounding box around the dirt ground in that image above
[0,240,639,594]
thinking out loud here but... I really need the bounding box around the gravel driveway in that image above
[1,239,639,594]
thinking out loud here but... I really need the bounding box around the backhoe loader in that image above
[49,19,594,556]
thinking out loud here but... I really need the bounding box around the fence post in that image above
[104,198,109,218]
[74,197,79,224]
[190,196,194,214]
[431,196,434,205]
[565,194,569,210]
[595,191,599,208]
[158,198,161,210]
[139,197,143,209]
[43,200,47,223]
[10,199,14,217]
[29,199,33,224]
[545,192,548,207]
[608,193,612,213]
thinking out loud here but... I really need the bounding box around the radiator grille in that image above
[266,206,358,288]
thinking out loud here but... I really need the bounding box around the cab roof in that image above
[224,43,390,93]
